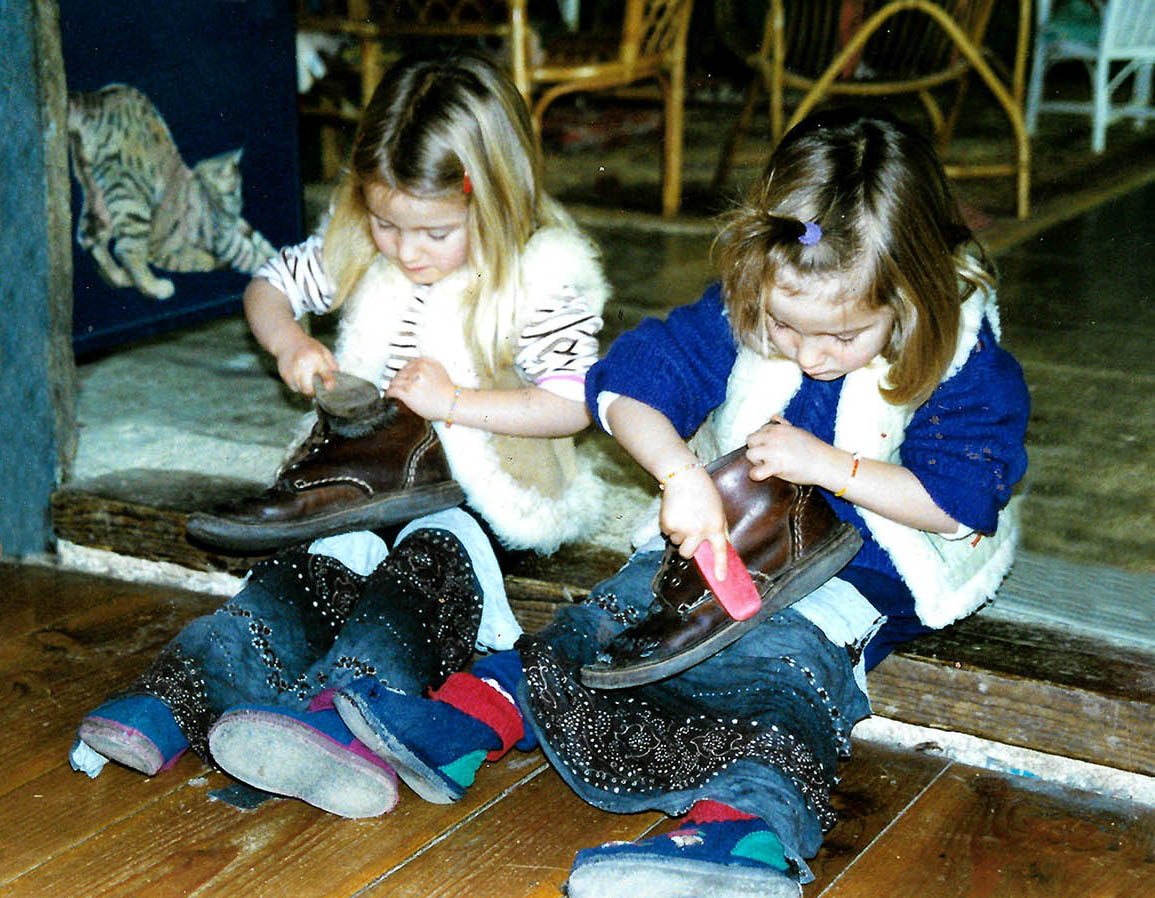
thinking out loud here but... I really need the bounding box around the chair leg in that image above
[1092,58,1110,153]
[320,124,344,181]
[938,73,971,152]
[916,89,946,146]
[661,68,685,217]
[712,75,761,191]
[1024,47,1048,135]
[1133,63,1153,129]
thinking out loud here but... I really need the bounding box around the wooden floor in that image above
[3,560,1154,898]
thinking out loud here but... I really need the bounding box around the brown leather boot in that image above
[580,445,862,689]
[186,392,464,552]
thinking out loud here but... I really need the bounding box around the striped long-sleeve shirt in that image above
[254,236,603,403]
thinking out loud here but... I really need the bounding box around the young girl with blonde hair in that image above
[326,108,1029,896]
[197,49,608,551]
[72,52,608,821]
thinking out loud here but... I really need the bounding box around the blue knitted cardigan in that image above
[586,281,1029,629]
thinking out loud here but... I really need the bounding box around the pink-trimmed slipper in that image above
[208,695,398,818]
[77,695,188,776]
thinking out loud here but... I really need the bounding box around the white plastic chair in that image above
[1025,0,1155,152]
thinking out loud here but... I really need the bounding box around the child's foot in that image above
[566,817,799,898]
[76,695,189,776]
[208,699,398,818]
[334,677,501,804]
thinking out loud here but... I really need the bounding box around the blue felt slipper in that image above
[334,677,500,804]
[566,818,801,898]
[77,695,188,776]
[208,702,398,818]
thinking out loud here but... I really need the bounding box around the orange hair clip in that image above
[462,171,472,195]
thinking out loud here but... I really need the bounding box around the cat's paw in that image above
[133,276,175,300]
[148,279,176,300]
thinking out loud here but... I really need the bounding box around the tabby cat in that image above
[67,83,277,300]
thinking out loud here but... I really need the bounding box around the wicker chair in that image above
[297,0,694,216]
[523,0,694,216]
[1025,0,1155,153]
[713,0,1032,218]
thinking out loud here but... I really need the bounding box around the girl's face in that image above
[764,274,895,380]
[364,182,470,284]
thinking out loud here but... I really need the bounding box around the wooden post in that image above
[0,0,77,556]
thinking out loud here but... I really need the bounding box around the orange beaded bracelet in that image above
[834,452,861,498]
[445,386,462,429]
[659,461,702,490]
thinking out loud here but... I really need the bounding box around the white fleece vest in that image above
[694,288,1020,629]
[329,226,610,554]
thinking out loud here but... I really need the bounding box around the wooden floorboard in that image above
[809,741,951,891]
[364,766,664,898]
[815,765,1155,897]
[3,556,1154,897]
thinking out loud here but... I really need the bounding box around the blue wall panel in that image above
[59,0,302,356]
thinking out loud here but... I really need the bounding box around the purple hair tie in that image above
[799,221,823,246]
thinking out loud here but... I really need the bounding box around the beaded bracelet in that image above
[834,452,861,498]
[659,461,702,490]
[445,386,462,429]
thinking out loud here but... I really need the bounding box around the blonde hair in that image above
[322,52,572,371]
[714,109,993,406]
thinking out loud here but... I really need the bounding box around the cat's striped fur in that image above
[67,83,276,300]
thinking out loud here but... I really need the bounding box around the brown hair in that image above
[714,109,992,406]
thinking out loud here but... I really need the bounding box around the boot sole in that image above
[333,691,464,805]
[567,855,801,898]
[77,717,166,776]
[208,710,398,818]
[580,523,863,689]
[186,481,466,551]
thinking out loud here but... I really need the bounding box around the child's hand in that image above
[659,466,730,580]
[386,357,456,420]
[745,415,835,485]
[276,337,338,396]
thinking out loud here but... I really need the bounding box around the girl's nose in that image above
[396,232,420,264]
[795,337,823,370]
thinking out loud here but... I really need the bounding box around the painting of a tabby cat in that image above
[67,83,277,300]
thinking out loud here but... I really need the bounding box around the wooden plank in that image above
[52,476,259,577]
[51,477,629,587]
[895,615,1155,703]
[870,620,1155,777]
[816,765,1155,897]
[0,575,217,797]
[0,568,215,688]
[1,752,551,898]
[0,755,211,885]
[809,741,951,891]
[360,764,665,898]
[0,560,192,642]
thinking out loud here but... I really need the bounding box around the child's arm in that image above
[604,395,731,580]
[243,277,337,397]
[745,416,961,533]
[384,356,590,437]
